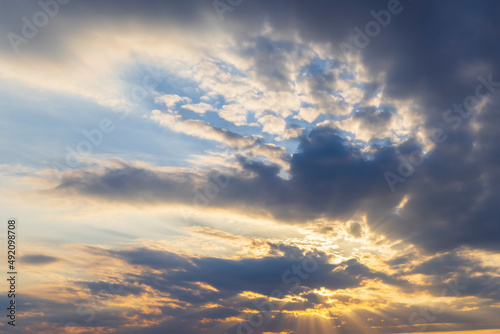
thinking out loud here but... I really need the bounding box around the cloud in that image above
[324,106,406,142]
[151,110,256,148]
[21,254,60,265]
[219,104,248,126]
[298,107,321,123]
[55,117,500,254]
[258,115,287,135]
[4,1,500,332]
[110,245,409,305]
[8,242,500,334]
[348,222,363,238]
[181,102,214,114]
[156,94,191,108]
[412,253,477,276]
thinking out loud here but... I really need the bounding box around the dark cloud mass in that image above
[18,245,496,333]
[102,245,413,333]
[57,118,500,252]
[113,246,410,298]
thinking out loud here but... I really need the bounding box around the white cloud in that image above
[298,107,321,123]
[181,102,214,114]
[219,104,248,126]
[156,94,191,108]
[258,115,287,135]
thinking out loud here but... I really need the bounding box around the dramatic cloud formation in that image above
[1,0,500,333]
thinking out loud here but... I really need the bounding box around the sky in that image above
[1,0,500,333]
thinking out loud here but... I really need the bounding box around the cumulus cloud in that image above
[219,104,248,126]
[258,115,287,135]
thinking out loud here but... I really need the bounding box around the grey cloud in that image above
[21,254,60,265]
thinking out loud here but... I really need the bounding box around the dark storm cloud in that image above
[407,252,500,302]
[56,127,404,221]
[419,273,500,303]
[453,274,500,301]
[111,245,409,302]
[412,253,476,276]
[380,99,500,252]
[213,127,405,223]
[356,1,500,115]
[94,244,411,333]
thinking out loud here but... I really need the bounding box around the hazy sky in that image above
[1,0,500,333]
